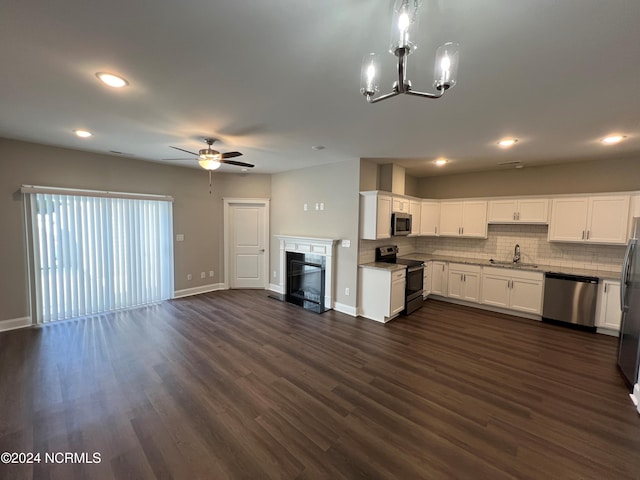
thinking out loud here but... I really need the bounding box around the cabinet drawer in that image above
[392,269,406,281]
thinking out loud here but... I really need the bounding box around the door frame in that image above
[223,198,270,289]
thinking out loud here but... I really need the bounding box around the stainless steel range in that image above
[376,245,424,314]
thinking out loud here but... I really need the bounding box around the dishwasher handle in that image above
[544,272,599,283]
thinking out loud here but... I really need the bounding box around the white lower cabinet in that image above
[359,267,406,323]
[596,280,622,331]
[423,261,433,298]
[430,261,448,296]
[481,267,544,314]
[447,264,481,303]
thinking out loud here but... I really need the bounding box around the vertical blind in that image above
[23,188,174,324]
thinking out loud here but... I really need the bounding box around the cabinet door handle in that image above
[435,226,438,234]
[586,230,590,239]
[513,213,516,220]
[582,230,585,240]
[604,284,608,293]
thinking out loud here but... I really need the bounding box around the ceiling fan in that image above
[170,138,254,170]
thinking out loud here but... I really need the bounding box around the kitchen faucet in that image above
[513,244,521,263]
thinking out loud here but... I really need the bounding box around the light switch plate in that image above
[341,239,351,248]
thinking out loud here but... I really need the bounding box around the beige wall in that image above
[359,159,378,191]
[271,159,360,311]
[0,138,271,322]
[417,157,640,198]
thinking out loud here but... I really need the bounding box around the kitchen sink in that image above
[489,260,538,268]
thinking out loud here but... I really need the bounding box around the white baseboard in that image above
[632,383,640,414]
[174,283,226,299]
[0,316,32,332]
[596,327,620,337]
[333,302,357,317]
[268,283,284,294]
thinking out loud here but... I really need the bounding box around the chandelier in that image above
[360,0,460,103]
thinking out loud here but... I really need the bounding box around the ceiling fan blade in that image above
[220,151,243,159]
[170,146,198,155]
[220,159,255,168]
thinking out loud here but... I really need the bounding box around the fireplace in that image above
[273,235,338,313]
[286,252,327,313]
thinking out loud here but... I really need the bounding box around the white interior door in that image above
[225,199,269,289]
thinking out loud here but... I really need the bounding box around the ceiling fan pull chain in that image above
[209,170,212,195]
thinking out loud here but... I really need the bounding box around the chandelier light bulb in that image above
[360,53,380,96]
[390,0,420,54]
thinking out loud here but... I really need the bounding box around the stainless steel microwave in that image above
[392,212,412,236]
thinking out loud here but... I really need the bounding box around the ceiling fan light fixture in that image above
[198,159,221,170]
[198,149,222,161]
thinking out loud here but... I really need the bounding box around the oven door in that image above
[404,265,424,314]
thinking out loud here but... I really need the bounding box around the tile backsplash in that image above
[360,224,626,273]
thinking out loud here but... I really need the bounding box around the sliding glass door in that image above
[23,187,174,324]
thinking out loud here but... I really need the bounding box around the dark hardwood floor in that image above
[1,291,639,479]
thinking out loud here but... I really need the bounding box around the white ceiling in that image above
[1,0,639,177]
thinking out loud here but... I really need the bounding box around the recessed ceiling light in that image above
[95,72,129,88]
[497,138,518,147]
[601,135,626,145]
[434,158,448,166]
[311,145,326,150]
[74,129,92,138]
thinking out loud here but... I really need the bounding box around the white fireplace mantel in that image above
[273,235,339,309]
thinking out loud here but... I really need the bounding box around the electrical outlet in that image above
[273,270,277,278]
[341,239,351,248]
[303,203,308,211]
[176,234,184,242]
[319,203,324,210]
[209,270,214,277]
[200,272,206,279]
[345,287,350,296]
[315,203,320,210]
[187,274,192,281]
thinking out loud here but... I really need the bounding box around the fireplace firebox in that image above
[286,252,328,313]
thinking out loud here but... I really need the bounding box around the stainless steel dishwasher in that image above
[542,272,599,327]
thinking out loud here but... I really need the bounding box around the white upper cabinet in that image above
[409,199,421,235]
[360,192,392,240]
[392,197,409,212]
[420,201,440,236]
[488,198,549,224]
[440,201,488,238]
[549,195,630,244]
